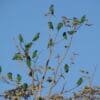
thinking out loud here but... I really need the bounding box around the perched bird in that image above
[16,74,22,83]
[48,21,54,30]
[22,83,28,91]
[7,72,13,80]
[63,32,67,40]
[57,22,63,31]
[18,34,24,43]
[32,50,38,58]
[64,64,69,73]
[68,30,76,35]
[12,52,23,61]
[80,15,86,23]
[77,77,83,86]
[72,17,80,28]
[48,38,54,48]
[49,4,54,15]
[32,33,40,41]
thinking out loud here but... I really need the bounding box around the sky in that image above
[0,0,100,98]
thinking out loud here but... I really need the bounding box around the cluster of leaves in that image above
[0,4,99,100]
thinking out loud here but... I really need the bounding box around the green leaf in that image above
[48,38,54,48]
[26,58,31,67]
[32,33,40,41]
[48,22,54,30]
[0,66,2,74]
[18,34,24,43]
[13,53,23,60]
[80,15,86,23]
[22,83,28,90]
[76,77,83,86]
[25,42,32,51]
[63,32,67,40]
[49,4,54,15]
[64,64,69,73]
[32,50,38,58]
[7,72,13,80]
[57,22,63,31]
[68,30,76,35]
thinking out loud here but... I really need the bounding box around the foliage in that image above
[0,5,99,100]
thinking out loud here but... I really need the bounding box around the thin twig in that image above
[89,66,97,87]
[39,14,54,97]
[62,85,78,94]
[47,35,74,99]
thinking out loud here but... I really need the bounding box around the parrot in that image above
[57,22,63,31]
[77,77,83,86]
[48,38,54,48]
[32,33,40,41]
[13,52,23,61]
[72,17,80,28]
[49,4,54,15]
[64,64,69,73]
[22,83,28,91]
[32,50,38,58]
[17,74,22,83]
[7,72,13,80]
[68,30,76,35]
[25,42,33,52]
[48,21,54,30]
[18,34,24,43]
[63,32,67,40]
[80,15,86,23]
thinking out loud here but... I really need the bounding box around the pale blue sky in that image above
[0,0,100,98]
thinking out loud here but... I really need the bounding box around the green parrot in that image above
[32,33,40,41]
[63,32,67,40]
[22,83,28,91]
[17,74,22,83]
[80,15,86,23]
[18,34,24,43]
[64,64,69,73]
[57,22,63,31]
[7,72,13,80]
[48,38,54,48]
[72,17,80,28]
[48,21,54,30]
[32,50,38,58]
[25,42,33,52]
[13,52,23,60]
[68,30,76,35]
[26,58,31,67]
[77,77,83,86]
[49,4,54,15]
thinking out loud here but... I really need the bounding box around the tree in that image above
[0,5,99,100]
